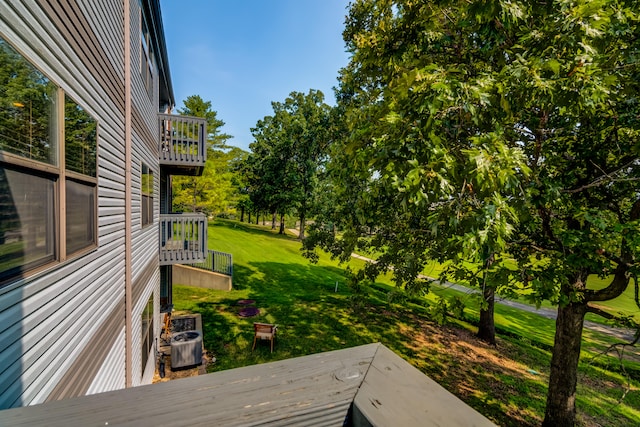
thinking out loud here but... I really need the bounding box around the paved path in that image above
[350,253,637,342]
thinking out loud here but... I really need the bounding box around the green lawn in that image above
[357,241,640,323]
[172,219,640,427]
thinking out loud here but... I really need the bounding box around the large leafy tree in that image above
[306,1,640,425]
[283,90,332,239]
[246,90,332,237]
[246,114,294,233]
[225,146,250,216]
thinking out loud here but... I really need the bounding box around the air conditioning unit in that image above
[171,330,203,368]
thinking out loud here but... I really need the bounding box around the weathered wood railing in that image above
[191,250,233,276]
[158,113,207,174]
[159,213,207,265]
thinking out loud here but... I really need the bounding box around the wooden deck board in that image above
[1,343,496,426]
[1,343,379,426]
[353,344,496,426]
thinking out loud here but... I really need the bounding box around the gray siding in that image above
[35,0,125,114]
[128,0,162,386]
[86,326,126,395]
[45,301,125,402]
[0,0,139,408]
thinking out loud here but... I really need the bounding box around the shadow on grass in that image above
[216,261,546,425]
[173,261,368,372]
[173,249,639,427]
[212,219,294,241]
[240,261,373,354]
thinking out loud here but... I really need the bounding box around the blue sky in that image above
[160,1,351,151]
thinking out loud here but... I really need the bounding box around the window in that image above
[141,163,153,227]
[0,167,55,278]
[65,97,97,176]
[0,36,97,284]
[66,178,96,254]
[141,295,154,373]
[65,95,97,255]
[140,15,154,100]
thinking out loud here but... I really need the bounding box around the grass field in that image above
[172,219,640,427]
[362,246,640,324]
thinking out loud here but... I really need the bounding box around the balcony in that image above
[159,213,207,266]
[158,113,207,176]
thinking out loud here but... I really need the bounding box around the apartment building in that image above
[0,0,206,408]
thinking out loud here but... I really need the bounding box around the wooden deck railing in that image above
[158,113,207,174]
[159,213,207,265]
[191,250,233,276]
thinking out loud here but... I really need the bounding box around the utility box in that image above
[171,330,203,368]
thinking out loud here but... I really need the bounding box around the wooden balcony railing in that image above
[159,213,207,266]
[158,113,207,176]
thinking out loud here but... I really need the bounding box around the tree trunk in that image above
[240,207,245,223]
[477,285,496,345]
[248,211,251,224]
[543,302,588,427]
[279,213,285,234]
[271,212,276,230]
[299,212,306,240]
[191,178,198,213]
[255,211,258,225]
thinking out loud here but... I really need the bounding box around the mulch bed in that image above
[238,307,260,317]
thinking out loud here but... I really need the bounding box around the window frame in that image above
[141,294,154,375]
[141,162,154,227]
[0,164,57,280]
[140,12,155,101]
[64,93,98,257]
[0,36,99,286]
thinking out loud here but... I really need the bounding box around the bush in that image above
[449,296,466,320]
[430,296,449,325]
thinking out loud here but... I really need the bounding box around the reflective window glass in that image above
[65,178,95,255]
[0,166,55,282]
[0,34,98,286]
[141,295,154,372]
[141,163,153,226]
[65,96,97,177]
[0,38,58,165]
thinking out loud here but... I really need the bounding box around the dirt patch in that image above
[152,313,214,383]
[386,307,635,427]
[152,348,216,383]
[390,310,547,426]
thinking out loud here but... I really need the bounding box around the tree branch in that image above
[587,197,639,302]
[564,177,640,194]
[586,333,639,408]
[586,265,630,302]
[600,250,634,269]
[563,158,640,194]
[586,304,616,320]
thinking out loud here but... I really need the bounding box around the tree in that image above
[306,1,640,425]
[246,90,332,237]
[172,95,237,215]
[245,114,293,233]
[282,90,332,239]
[225,147,250,218]
[178,94,231,152]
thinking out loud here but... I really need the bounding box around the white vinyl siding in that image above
[0,0,166,408]
[0,0,137,408]
[86,327,127,395]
